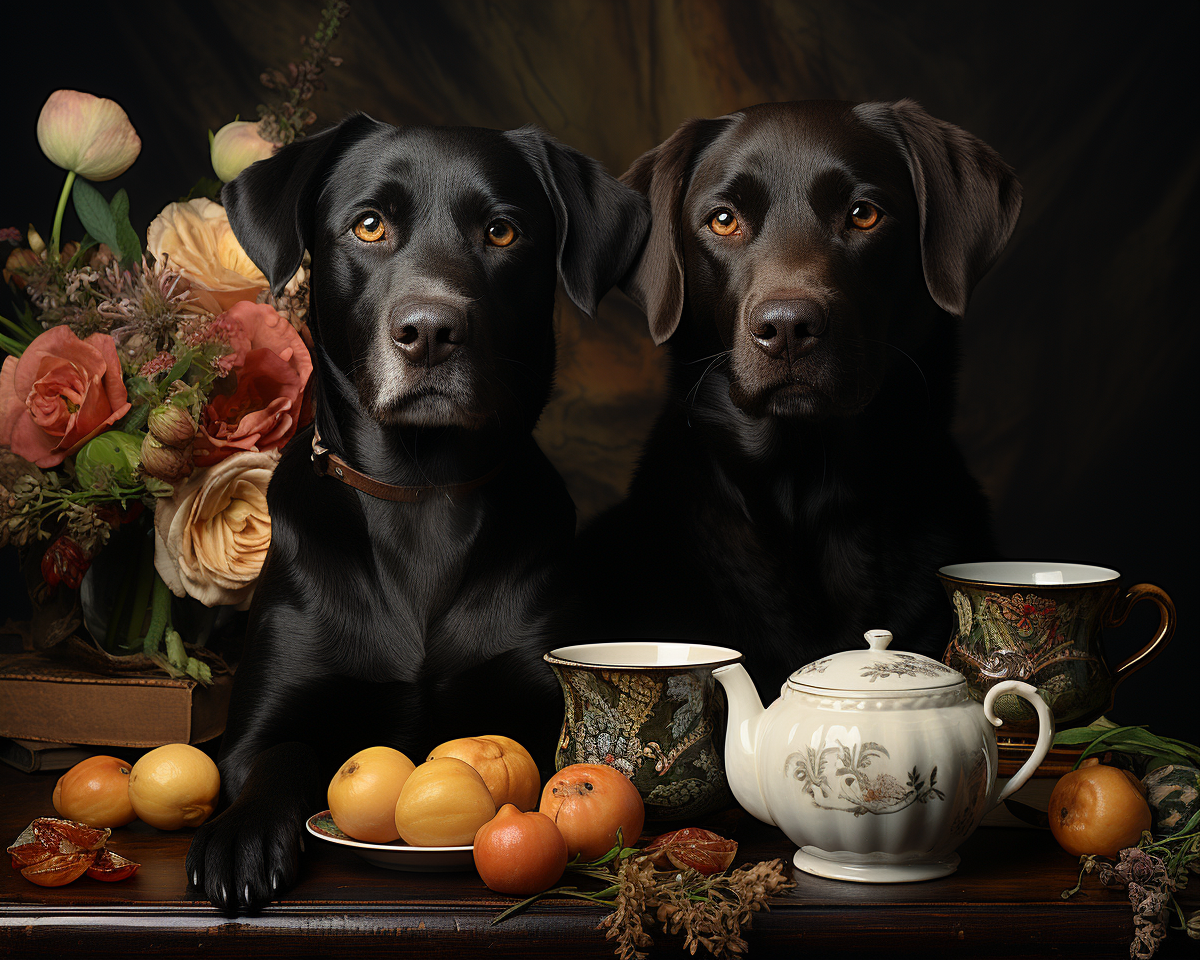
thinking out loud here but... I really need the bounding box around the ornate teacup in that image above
[938,562,1175,734]
[544,642,741,821]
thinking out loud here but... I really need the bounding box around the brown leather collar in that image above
[310,426,502,502]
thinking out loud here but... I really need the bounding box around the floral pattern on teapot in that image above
[784,737,946,817]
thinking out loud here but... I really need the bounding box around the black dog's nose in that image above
[748,299,828,361]
[390,303,468,367]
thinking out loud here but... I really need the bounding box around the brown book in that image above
[0,652,232,748]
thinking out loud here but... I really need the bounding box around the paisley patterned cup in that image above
[544,642,742,822]
[938,562,1175,734]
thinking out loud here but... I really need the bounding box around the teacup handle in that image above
[985,680,1055,807]
[1106,583,1176,685]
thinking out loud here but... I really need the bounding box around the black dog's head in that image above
[223,115,649,435]
[623,100,1021,420]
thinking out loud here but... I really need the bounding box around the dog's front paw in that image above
[185,798,305,914]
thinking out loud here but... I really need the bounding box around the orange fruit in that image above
[1049,763,1152,857]
[127,743,221,830]
[52,756,136,828]
[427,735,541,811]
[327,746,416,843]
[473,803,568,895]
[394,758,496,846]
[539,763,645,860]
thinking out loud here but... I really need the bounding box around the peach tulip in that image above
[36,90,141,182]
[211,121,275,183]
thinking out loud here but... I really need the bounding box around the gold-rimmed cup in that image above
[938,561,1175,734]
[544,642,742,822]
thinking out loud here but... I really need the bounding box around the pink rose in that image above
[193,301,313,467]
[0,326,132,468]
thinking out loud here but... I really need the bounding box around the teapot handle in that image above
[985,681,1055,807]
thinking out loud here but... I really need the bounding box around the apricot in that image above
[127,743,220,831]
[474,804,568,895]
[328,746,416,843]
[394,757,496,846]
[427,735,541,811]
[540,763,645,860]
[52,756,136,828]
[1049,763,1152,857]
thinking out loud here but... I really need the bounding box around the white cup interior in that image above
[547,641,742,668]
[939,561,1120,586]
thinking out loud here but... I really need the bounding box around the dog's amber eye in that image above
[486,220,517,247]
[848,202,881,230]
[710,209,739,236]
[353,214,386,243]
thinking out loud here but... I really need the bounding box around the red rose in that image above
[0,326,132,468]
[193,301,313,467]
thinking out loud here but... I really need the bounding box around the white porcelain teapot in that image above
[713,629,1053,882]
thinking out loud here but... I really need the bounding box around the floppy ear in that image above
[856,99,1022,317]
[619,117,735,344]
[502,127,651,318]
[221,113,382,295]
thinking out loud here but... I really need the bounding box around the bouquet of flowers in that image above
[0,1,350,682]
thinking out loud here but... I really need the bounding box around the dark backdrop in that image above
[2,0,1195,731]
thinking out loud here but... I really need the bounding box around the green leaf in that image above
[1054,726,1115,745]
[109,189,142,266]
[72,179,121,253]
[0,331,27,357]
[181,176,223,203]
[164,353,193,385]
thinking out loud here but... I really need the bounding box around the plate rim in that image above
[305,809,473,854]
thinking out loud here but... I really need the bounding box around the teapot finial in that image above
[864,629,893,651]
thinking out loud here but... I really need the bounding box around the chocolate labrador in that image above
[572,99,1021,698]
[185,114,649,913]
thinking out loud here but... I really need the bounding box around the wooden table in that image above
[0,763,1182,959]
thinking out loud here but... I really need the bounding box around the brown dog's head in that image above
[622,100,1021,420]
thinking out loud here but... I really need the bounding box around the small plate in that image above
[306,811,475,872]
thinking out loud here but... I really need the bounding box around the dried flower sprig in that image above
[256,0,351,147]
[492,831,795,960]
[1063,789,1200,957]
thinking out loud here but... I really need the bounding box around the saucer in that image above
[305,811,475,872]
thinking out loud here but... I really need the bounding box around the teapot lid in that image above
[786,630,963,694]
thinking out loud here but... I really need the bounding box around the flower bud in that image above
[3,247,39,289]
[147,403,197,448]
[140,434,193,484]
[27,225,45,255]
[211,120,275,183]
[37,90,141,181]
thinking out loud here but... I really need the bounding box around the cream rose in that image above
[153,448,279,609]
[146,198,302,314]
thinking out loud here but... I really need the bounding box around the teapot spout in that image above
[712,663,774,826]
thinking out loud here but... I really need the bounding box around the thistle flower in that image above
[37,90,141,182]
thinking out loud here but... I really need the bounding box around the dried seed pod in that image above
[86,848,140,882]
[20,851,97,887]
[641,827,738,876]
[31,818,110,853]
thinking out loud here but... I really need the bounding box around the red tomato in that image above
[473,804,568,895]
[539,763,645,861]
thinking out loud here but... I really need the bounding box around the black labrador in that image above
[185,114,649,913]
[572,99,1021,699]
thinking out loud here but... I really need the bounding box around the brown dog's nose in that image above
[748,299,827,361]
[391,303,468,367]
